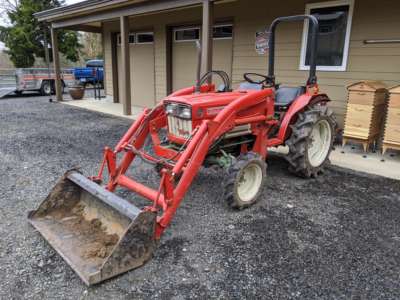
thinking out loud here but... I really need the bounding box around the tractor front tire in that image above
[223,152,267,209]
[286,105,336,178]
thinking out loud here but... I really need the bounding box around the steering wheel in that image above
[199,70,231,92]
[243,73,270,85]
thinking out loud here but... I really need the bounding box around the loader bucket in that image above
[28,171,157,286]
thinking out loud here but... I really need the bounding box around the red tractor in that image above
[29,15,336,285]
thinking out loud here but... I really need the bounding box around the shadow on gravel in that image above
[0,96,399,300]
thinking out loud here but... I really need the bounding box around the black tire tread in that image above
[285,105,337,178]
[223,152,267,209]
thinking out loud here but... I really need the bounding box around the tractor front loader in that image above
[29,15,336,285]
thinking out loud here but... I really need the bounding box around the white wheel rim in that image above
[307,119,332,167]
[237,163,263,202]
[44,84,51,94]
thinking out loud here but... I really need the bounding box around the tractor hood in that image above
[164,91,252,121]
[165,91,246,106]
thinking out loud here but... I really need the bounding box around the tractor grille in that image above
[167,116,193,139]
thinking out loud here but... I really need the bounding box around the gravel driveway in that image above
[1,96,399,299]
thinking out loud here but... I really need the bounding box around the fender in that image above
[277,93,330,141]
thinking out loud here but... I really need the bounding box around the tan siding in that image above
[154,24,167,100]
[101,0,400,126]
[103,24,113,96]
[231,0,400,128]
[101,8,203,104]
[101,3,237,104]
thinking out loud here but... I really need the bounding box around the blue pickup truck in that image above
[73,59,104,88]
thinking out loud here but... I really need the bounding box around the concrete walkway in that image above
[270,144,400,181]
[63,98,144,120]
[61,98,400,180]
[330,145,400,180]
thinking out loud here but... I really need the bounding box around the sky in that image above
[0,0,86,49]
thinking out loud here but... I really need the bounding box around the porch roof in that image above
[35,0,214,30]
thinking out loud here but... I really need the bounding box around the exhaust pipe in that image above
[195,40,202,93]
[28,170,156,286]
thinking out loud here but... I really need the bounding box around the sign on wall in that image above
[255,29,270,55]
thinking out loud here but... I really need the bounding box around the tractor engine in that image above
[163,96,255,164]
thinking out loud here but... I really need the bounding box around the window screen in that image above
[117,33,135,45]
[305,5,350,67]
[128,34,135,44]
[175,28,200,41]
[137,33,154,43]
[213,25,233,39]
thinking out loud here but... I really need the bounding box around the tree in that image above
[81,32,103,61]
[0,0,82,68]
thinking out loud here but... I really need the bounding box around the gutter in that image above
[34,0,134,22]
[36,0,226,28]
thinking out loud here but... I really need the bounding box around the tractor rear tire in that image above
[285,105,336,178]
[223,152,267,209]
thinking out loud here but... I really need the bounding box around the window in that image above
[128,34,135,44]
[174,24,234,42]
[300,0,354,71]
[117,33,135,45]
[137,32,154,44]
[174,27,200,42]
[213,24,233,39]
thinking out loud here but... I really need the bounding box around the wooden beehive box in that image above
[383,85,400,154]
[343,81,388,151]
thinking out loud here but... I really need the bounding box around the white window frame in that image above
[173,27,201,42]
[173,24,234,42]
[213,24,233,40]
[299,0,355,72]
[136,32,154,44]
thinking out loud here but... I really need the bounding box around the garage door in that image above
[117,32,155,108]
[172,24,233,91]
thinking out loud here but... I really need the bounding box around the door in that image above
[172,24,233,91]
[117,32,155,108]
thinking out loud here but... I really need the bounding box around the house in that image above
[36,0,400,127]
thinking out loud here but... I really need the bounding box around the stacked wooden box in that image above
[343,81,388,152]
[382,85,400,154]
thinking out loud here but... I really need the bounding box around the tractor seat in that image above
[274,86,306,108]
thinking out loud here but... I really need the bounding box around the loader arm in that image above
[94,89,273,239]
[28,13,336,287]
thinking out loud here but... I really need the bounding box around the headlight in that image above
[165,103,178,115]
[165,103,192,119]
[178,107,191,119]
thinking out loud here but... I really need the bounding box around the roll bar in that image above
[267,15,319,86]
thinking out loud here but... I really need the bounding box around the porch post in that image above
[43,30,51,79]
[50,26,63,101]
[201,0,214,81]
[120,16,132,115]
[111,33,119,103]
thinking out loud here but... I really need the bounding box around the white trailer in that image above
[0,70,17,98]
[0,68,75,98]
[15,68,75,95]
